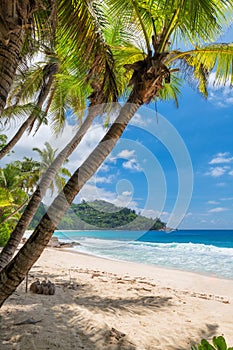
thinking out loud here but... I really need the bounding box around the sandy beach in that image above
[1,247,233,350]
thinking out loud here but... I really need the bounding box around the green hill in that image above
[29,200,166,231]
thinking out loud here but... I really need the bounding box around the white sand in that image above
[1,247,233,350]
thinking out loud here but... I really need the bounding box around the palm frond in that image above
[150,0,233,46]
[168,43,233,95]
[8,63,48,105]
[1,103,45,129]
[57,0,118,104]
[157,74,182,106]
[59,168,71,177]
[0,188,14,208]
[48,82,67,134]
[106,0,153,52]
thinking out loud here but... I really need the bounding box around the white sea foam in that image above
[68,237,233,279]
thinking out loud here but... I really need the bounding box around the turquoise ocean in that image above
[54,229,233,280]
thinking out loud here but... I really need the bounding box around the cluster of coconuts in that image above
[29,279,55,295]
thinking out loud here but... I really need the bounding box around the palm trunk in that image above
[0,114,38,159]
[0,30,24,115]
[0,106,97,270]
[0,95,142,307]
[0,68,57,160]
[0,1,42,116]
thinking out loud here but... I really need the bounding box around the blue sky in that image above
[2,28,233,230]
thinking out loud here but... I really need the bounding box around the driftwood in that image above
[29,279,55,295]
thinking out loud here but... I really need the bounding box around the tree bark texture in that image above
[0,107,97,270]
[0,0,30,115]
[0,54,166,306]
[0,96,142,307]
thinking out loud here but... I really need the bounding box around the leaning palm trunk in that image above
[0,0,38,115]
[0,114,38,160]
[0,56,165,306]
[0,106,97,270]
[0,64,58,160]
[0,31,24,115]
[0,98,140,307]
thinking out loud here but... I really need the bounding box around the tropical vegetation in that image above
[191,336,233,350]
[0,140,70,246]
[29,200,167,231]
[0,0,233,310]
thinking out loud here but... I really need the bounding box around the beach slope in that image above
[1,247,233,349]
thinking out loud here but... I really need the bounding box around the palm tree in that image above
[0,0,119,269]
[0,60,59,160]
[0,0,54,115]
[0,158,40,242]
[0,146,68,245]
[33,141,71,193]
[1,0,233,307]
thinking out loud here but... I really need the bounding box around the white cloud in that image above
[216,182,226,187]
[221,197,233,201]
[2,118,108,175]
[114,196,137,209]
[89,175,115,184]
[209,152,233,164]
[79,183,117,203]
[208,82,233,108]
[141,209,169,220]
[106,155,117,164]
[131,113,153,127]
[99,163,110,172]
[228,170,233,176]
[205,166,229,177]
[207,200,219,205]
[208,73,233,108]
[2,123,54,165]
[208,207,228,213]
[208,72,232,89]
[117,149,135,158]
[122,191,132,196]
[79,183,138,212]
[122,158,142,172]
[64,122,107,173]
[107,148,144,173]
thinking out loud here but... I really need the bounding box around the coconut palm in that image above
[0,157,38,247]
[33,141,71,193]
[0,0,55,115]
[0,60,59,160]
[0,158,40,241]
[0,0,119,269]
[1,0,233,307]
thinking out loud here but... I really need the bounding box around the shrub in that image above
[191,336,233,350]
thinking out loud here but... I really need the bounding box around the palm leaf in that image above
[157,74,182,106]
[149,0,233,48]
[0,188,14,208]
[57,0,118,104]
[168,44,233,95]
[1,103,45,129]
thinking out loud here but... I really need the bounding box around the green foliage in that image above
[191,336,233,350]
[29,200,167,231]
[0,223,11,247]
[0,158,40,227]
[0,135,7,150]
[32,142,71,192]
